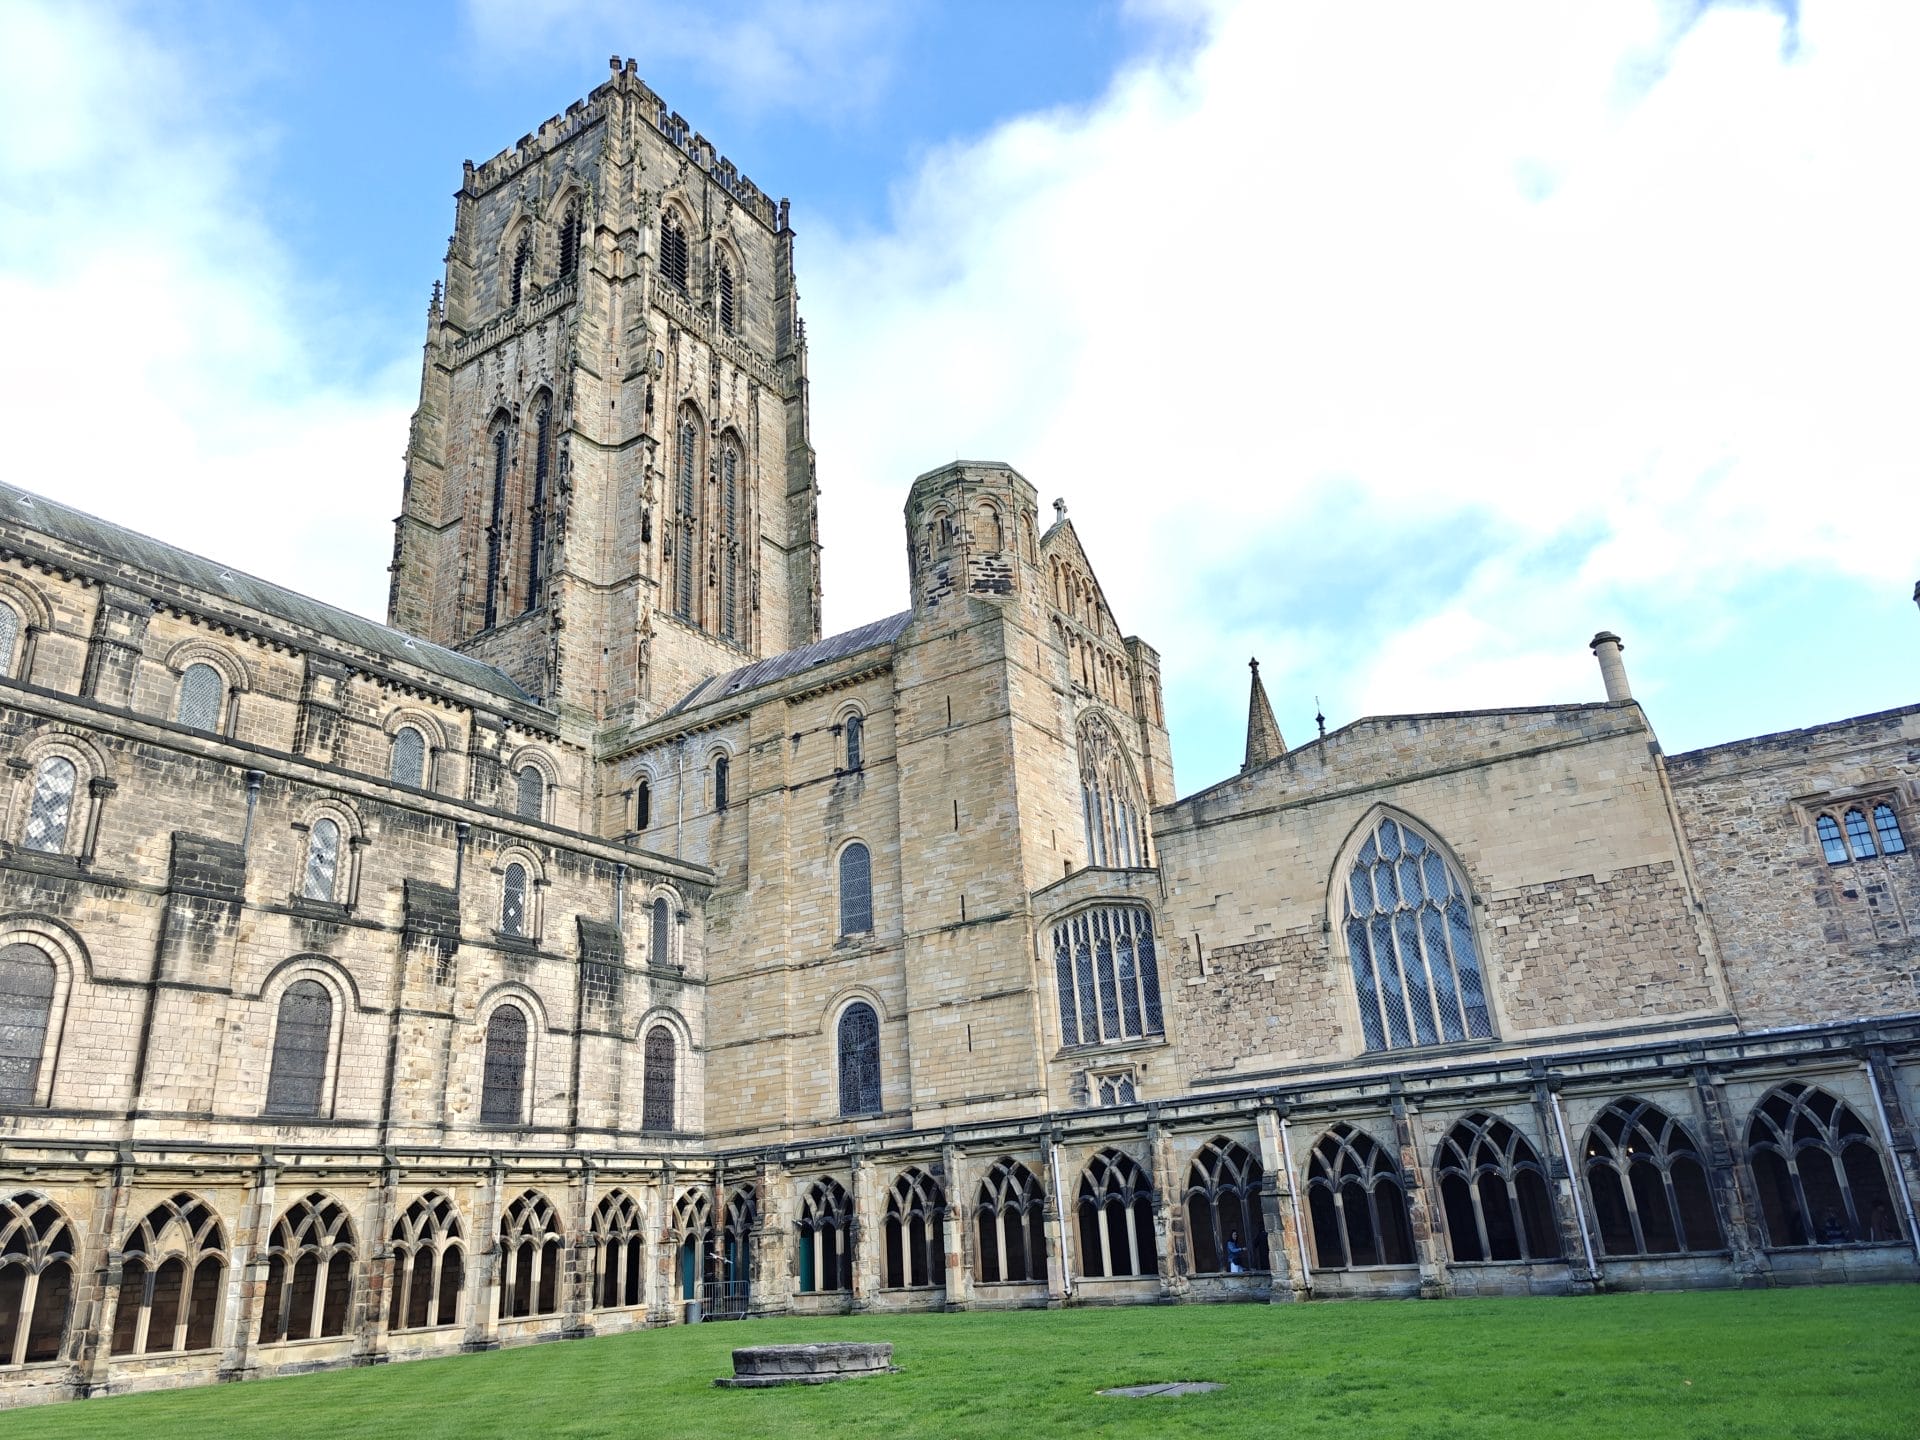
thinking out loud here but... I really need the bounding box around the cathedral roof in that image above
[666,610,912,717]
[0,482,533,705]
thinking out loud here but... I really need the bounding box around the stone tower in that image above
[387,57,822,725]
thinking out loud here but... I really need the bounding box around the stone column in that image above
[217,1158,278,1384]
[77,1157,139,1395]
[646,1168,674,1324]
[1391,1097,1449,1299]
[1530,1077,1598,1289]
[358,1163,400,1364]
[1863,1047,1920,1257]
[1253,1105,1305,1301]
[79,586,152,708]
[1039,1137,1071,1307]
[748,1157,787,1317]
[1689,1063,1772,1283]
[849,1150,879,1311]
[1146,1118,1186,1298]
[465,1159,505,1350]
[941,1138,971,1310]
[566,1163,595,1337]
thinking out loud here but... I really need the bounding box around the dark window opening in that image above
[1075,1148,1156,1278]
[883,1168,947,1288]
[264,979,331,1117]
[1184,1138,1269,1275]
[481,1006,529,1125]
[974,1159,1047,1284]
[642,1026,676,1132]
[1434,1113,1561,1263]
[838,1002,881,1116]
[660,214,689,292]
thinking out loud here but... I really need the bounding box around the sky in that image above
[1,0,1915,792]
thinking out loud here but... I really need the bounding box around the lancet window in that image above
[1818,804,1907,864]
[720,1185,757,1315]
[515,765,544,821]
[635,777,652,831]
[23,758,76,855]
[1076,1148,1157,1279]
[1342,815,1492,1052]
[558,201,582,282]
[0,1193,74,1366]
[1746,1082,1901,1247]
[713,755,730,812]
[642,1025,676,1132]
[509,233,531,306]
[110,1194,224,1356]
[1051,905,1163,1047]
[673,411,699,621]
[796,1177,854,1293]
[301,818,341,902]
[883,1168,947,1289]
[481,1004,529,1125]
[388,1191,463,1331]
[839,841,873,937]
[717,257,735,332]
[0,943,56,1106]
[497,1190,563,1319]
[501,862,529,937]
[974,1158,1047,1284]
[590,1190,645,1309]
[719,434,742,641]
[1434,1113,1561,1263]
[264,979,332,1117]
[837,1001,881,1116]
[526,399,552,610]
[258,1193,354,1343]
[650,896,673,968]
[1306,1123,1416,1268]
[484,423,509,630]
[1184,1138,1268,1275]
[660,212,689,292]
[1581,1098,1723,1256]
[1078,716,1146,868]
[844,713,864,771]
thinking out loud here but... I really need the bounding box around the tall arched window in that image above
[1184,1138,1268,1275]
[111,1194,224,1356]
[674,1190,714,1304]
[1844,807,1876,859]
[673,410,699,621]
[883,1168,947,1289]
[389,1192,463,1331]
[515,765,544,821]
[176,663,224,732]
[0,602,19,679]
[497,1190,563,1319]
[590,1191,644,1309]
[484,423,509,629]
[713,755,730,812]
[719,436,741,641]
[1076,1148,1157,1279]
[509,232,531,306]
[501,861,529,937]
[526,399,552,611]
[796,1178,853,1293]
[838,841,873,937]
[558,201,583,282]
[0,1193,74,1366]
[1583,1098,1722,1256]
[257,1193,353,1343]
[1077,716,1146,868]
[716,257,736,332]
[721,1186,756,1315]
[1051,905,1163,1047]
[1875,803,1907,854]
[1306,1123,1415,1268]
[1342,814,1492,1052]
[1747,1082,1901,1247]
[481,1005,529,1125]
[974,1159,1046,1284]
[837,1002,880,1116]
[635,778,651,831]
[650,896,672,968]
[23,757,76,855]
[302,818,341,902]
[659,211,689,292]
[264,979,332,1117]
[642,1025,676,1132]
[844,713,864,772]
[1816,813,1848,864]
[1434,1113,1561,1263]
[390,725,426,787]
[0,944,56,1106]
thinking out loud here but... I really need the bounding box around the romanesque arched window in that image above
[797,1177,853,1293]
[1076,1148,1157,1279]
[1342,814,1492,1052]
[650,896,672,968]
[481,1004,529,1125]
[302,817,341,902]
[484,421,510,630]
[673,410,699,621]
[590,1190,644,1309]
[1582,1098,1723,1256]
[1050,905,1163,1047]
[509,232,531,306]
[716,257,735,332]
[642,1025,676,1132]
[0,602,19,679]
[264,979,332,1117]
[1306,1123,1416,1268]
[22,757,75,855]
[515,765,544,821]
[837,1001,880,1117]
[526,399,552,611]
[558,200,583,282]
[844,713,864,772]
[1434,1113,1561,1263]
[390,726,426,787]
[1184,1138,1268,1275]
[721,1185,757,1313]
[0,1193,73,1366]
[257,1193,353,1343]
[838,841,873,937]
[389,1191,463,1331]
[501,862,529,937]
[0,943,56,1106]
[673,1189,714,1304]
[1747,1082,1901,1247]
[635,777,651,831]
[713,755,730,812]
[975,1158,1046,1284]
[884,1168,947,1289]
[660,211,689,292]
[1077,716,1146,868]
[176,662,224,732]
[497,1190,563,1319]
[110,1194,225,1356]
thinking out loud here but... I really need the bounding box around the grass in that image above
[9,1286,1917,1439]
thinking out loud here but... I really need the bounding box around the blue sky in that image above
[1,0,1915,792]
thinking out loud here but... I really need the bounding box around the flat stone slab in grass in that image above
[1099,1382,1225,1397]
[715,1342,899,1388]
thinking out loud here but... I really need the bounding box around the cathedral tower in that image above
[387,58,822,723]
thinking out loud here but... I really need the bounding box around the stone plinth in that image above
[715,1342,897,1387]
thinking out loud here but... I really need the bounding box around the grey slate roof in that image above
[666,611,912,717]
[0,482,534,705]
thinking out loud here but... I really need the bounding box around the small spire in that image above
[1315,696,1327,740]
[1243,657,1287,771]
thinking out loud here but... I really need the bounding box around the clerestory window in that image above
[1051,905,1163,1047]
[176,663,224,733]
[838,841,873,937]
[837,1001,880,1116]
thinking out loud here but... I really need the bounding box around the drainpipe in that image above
[1862,1058,1920,1260]
[1548,1087,1600,1280]
[239,769,264,851]
[614,862,627,929]
[1277,1112,1311,1291]
[453,820,471,896]
[1049,1141,1074,1298]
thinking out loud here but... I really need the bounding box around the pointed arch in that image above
[1075,1147,1157,1279]
[974,1158,1047,1284]
[796,1177,854,1293]
[1076,711,1147,868]
[589,1190,645,1309]
[1434,1113,1560,1263]
[1184,1137,1268,1275]
[496,1190,563,1319]
[257,1192,354,1343]
[1746,1081,1902,1247]
[389,1191,464,1330]
[0,1191,75,1366]
[1582,1096,1723,1256]
[111,1192,227,1356]
[1305,1123,1415,1269]
[883,1167,948,1289]
[672,1188,715,1305]
[719,1184,757,1316]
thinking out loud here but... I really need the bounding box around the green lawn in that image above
[11,1287,1918,1439]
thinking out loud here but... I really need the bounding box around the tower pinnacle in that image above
[1243,657,1287,771]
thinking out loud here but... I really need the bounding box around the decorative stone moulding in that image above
[714,1342,897,1388]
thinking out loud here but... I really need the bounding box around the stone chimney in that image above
[1589,631,1631,703]
[1242,658,1286,771]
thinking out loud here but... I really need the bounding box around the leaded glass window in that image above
[501,862,528,937]
[515,765,543,821]
[0,1192,76,1365]
[845,714,864,771]
[264,980,331,1117]
[1342,815,1492,1052]
[1844,808,1876,859]
[660,213,689,291]
[1816,813,1848,864]
[1874,803,1906,855]
[0,944,56,1106]
[838,1002,880,1116]
[302,818,340,901]
[674,414,697,620]
[481,1006,528,1125]
[651,896,672,967]
[839,841,873,936]
[23,757,76,854]
[176,663,223,732]
[1051,906,1163,1047]
[714,755,729,812]
[390,726,426,787]
[0,603,18,678]
[717,258,735,332]
[642,1026,675,1132]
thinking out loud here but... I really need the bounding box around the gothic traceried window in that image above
[257,1193,353,1343]
[660,212,689,292]
[720,1185,756,1315]
[839,841,873,937]
[1343,814,1492,1052]
[974,1158,1046,1284]
[1094,1071,1137,1107]
[302,818,340,902]
[481,1005,529,1125]
[390,726,426,787]
[1306,1123,1416,1269]
[1076,1148,1157,1279]
[674,412,698,621]
[0,944,56,1106]
[590,1191,644,1309]
[838,1001,881,1116]
[1747,1081,1901,1247]
[497,1190,563,1319]
[796,1177,853,1293]
[176,663,224,732]
[1434,1113,1561,1263]
[1184,1138,1268,1275]
[23,757,76,855]
[673,1189,714,1304]
[883,1168,947,1289]
[515,765,544,821]
[1051,905,1163,1047]
[264,979,331,1117]
[642,1025,676,1132]
[501,861,529,938]
[1874,803,1907,855]
[651,895,673,968]
[1078,715,1146,868]
[111,1194,224,1356]
[1583,1098,1723,1257]
[526,401,552,611]
[0,1192,74,1366]
[389,1191,463,1331]
[844,713,864,772]
[1816,813,1848,864]
[717,257,736,332]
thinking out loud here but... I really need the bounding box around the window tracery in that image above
[264,978,332,1117]
[1077,716,1146,868]
[720,1185,756,1315]
[796,1177,853,1293]
[974,1159,1046,1284]
[0,943,55,1106]
[258,1193,353,1343]
[1582,1097,1722,1256]
[389,1191,463,1331]
[497,1190,563,1319]
[111,1193,224,1356]
[673,1189,714,1305]
[1075,1148,1157,1279]
[674,410,699,621]
[1306,1123,1415,1268]
[660,212,689,292]
[1183,1138,1267,1275]
[1051,906,1163,1047]
[883,1168,947,1289]
[590,1190,644,1309]
[1817,803,1907,864]
[0,1192,73,1366]
[1434,1113,1561,1263]
[1747,1082,1901,1247]
[837,1001,880,1116]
